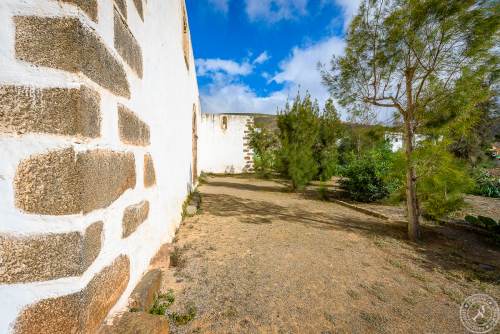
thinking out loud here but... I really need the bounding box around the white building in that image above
[0,1,200,332]
[199,113,254,174]
[385,132,428,152]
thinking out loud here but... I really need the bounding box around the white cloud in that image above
[272,36,346,106]
[245,0,308,23]
[207,0,230,13]
[196,58,253,77]
[253,51,270,65]
[197,1,365,116]
[199,37,346,115]
[322,0,363,29]
[201,82,288,114]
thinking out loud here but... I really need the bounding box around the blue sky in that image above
[185,0,361,115]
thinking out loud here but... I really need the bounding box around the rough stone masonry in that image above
[0,0,201,333]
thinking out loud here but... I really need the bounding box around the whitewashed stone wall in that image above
[198,113,254,174]
[0,0,200,332]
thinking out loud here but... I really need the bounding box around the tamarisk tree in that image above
[322,0,499,240]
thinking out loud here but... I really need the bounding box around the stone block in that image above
[15,16,130,98]
[15,255,130,334]
[114,0,127,19]
[114,11,143,77]
[122,200,149,238]
[128,269,162,311]
[118,104,150,146]
[144,153,156,187]
[63,0,98,21]
[14,148,136,215]
[0,222,102,284]
[0,85,100,137]
[149,243,172,269]
[99,312,169,334]
[133,0,144,20]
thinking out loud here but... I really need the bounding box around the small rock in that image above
[186,205,197,216]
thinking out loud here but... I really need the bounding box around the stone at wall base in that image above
[99,312,169,334]
[149,243,172,270]
[129,269,162,312]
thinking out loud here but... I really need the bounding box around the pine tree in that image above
[322,0,499,240]
[316,98,343,181]
[277,93,320,190]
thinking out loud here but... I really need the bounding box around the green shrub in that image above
[464,215,500,235]
[478,216,498,230]
[340,143,399,202]
[471,168,500,198]
[169,303,197,325]
[248,126,279,178]
[464,215,480,225]
[149,290,175,315]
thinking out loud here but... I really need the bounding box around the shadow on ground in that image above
[203,178,500,285]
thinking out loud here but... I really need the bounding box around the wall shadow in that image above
[200,182,500,285]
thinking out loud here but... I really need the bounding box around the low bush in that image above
[149,290,175,315]
[471,168,500,198]
[464,214,500,234]
[248,126,279,178]
[340,143,399,202]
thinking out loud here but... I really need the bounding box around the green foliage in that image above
[149,290,176,315]
[315,98,343,181]
[465,215,500,235]
[340,143,399,202]
[414,143,474,219]
[168,303,197,325]
[424,67,499,165]
[465,215,480,225]
[317,183,329,201]
[322,0,499,238]
[338,124,388,162]
[471,168,500,198]
[277,93,320,190]
[248,126,279,178]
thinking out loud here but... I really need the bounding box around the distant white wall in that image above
[199,114,253,174]
[385,132,427,152]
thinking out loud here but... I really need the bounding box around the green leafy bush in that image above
[472,168,500,198]
[149,290,175,315]
[248,126,279,178]
[464,215,500,235]
[340,143,399,202]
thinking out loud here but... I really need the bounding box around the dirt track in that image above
[164,175,500,334]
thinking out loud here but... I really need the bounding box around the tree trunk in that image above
[404,69,421,241]
[404,121,421,241]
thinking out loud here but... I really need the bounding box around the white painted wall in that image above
[385,132,428,152]
[198,113,252,174]
[0,0,200,332]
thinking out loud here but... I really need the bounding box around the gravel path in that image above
[164,175,500,334]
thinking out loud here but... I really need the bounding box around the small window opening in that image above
[221,116,228,130]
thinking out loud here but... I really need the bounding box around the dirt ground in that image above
[163,175,500,334]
